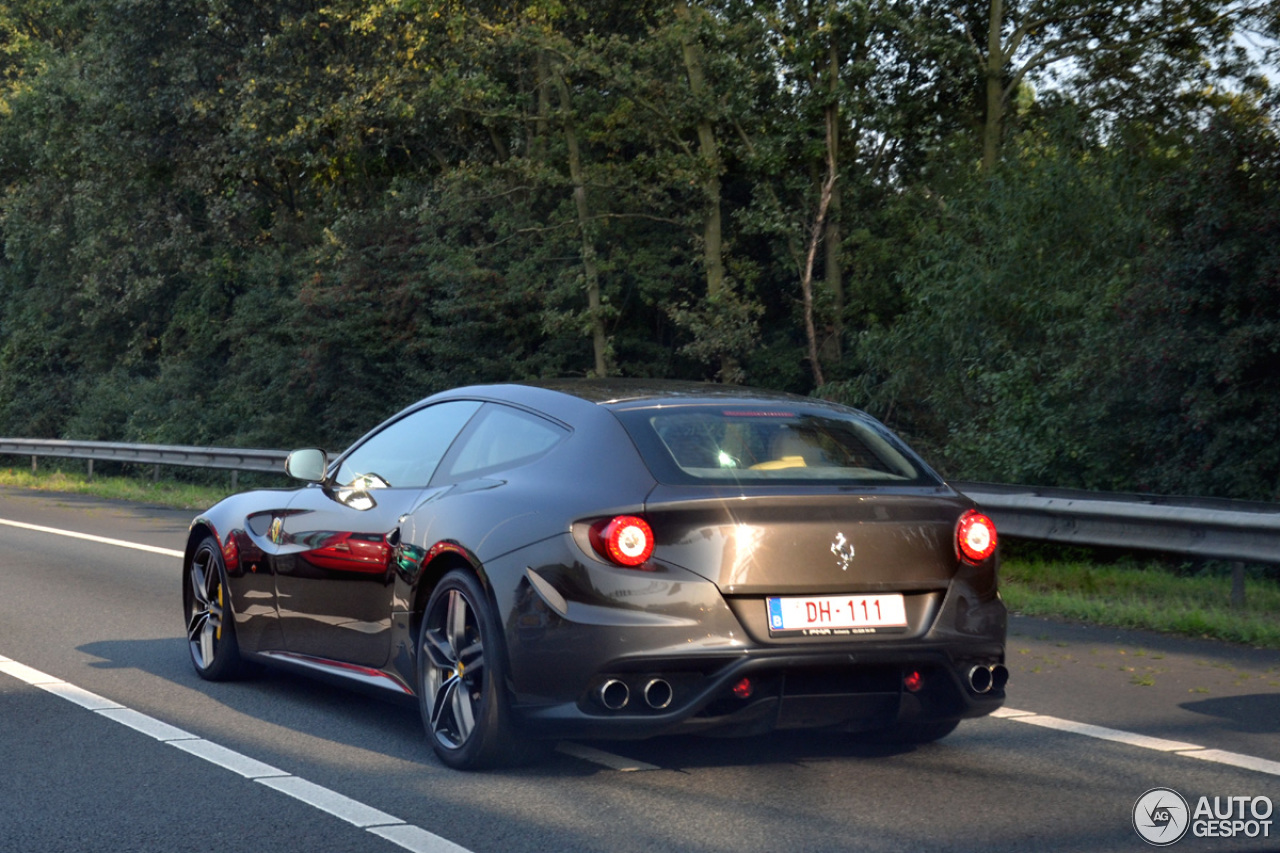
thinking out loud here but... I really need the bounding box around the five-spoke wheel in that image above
[418,570,522,769]
[184,535,248,680]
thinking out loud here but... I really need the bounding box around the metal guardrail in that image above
[955,481,1280,566]
[0,438,288,474]
[2,438,1278,567]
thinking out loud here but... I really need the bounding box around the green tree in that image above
[839,109,1160,485]
[1119,100,1280,499]
[957,0,1251,174]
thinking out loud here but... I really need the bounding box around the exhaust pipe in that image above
[967,665,993,694]
[966,664,1009,694]
[643,678,673,710]
[597,679,630,710]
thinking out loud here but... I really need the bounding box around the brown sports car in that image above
[184,381,1006,769]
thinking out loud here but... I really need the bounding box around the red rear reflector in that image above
[904,670,923,693]
[732,677,754,700]
[592,515,655,567]
[957,510,997,562]
[221,535,239,571]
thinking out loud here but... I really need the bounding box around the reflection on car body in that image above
[183,380,1006,769]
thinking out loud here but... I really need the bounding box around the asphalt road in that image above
[1,487,1277,853]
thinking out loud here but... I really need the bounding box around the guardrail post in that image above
[30,456,36,474]
[1231,561,1246,609]
[87,459,93,481]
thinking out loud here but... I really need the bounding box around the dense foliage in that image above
[0,0,1277,499]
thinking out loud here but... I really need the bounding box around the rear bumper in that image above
[496,534,1006,740]
[514,640,1006,740]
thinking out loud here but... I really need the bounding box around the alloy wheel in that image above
[186,541,226,671]
[421,587,487,750]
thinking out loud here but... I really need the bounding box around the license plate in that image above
[766,594,907,637]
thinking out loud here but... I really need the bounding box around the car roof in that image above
[522,378,823,409]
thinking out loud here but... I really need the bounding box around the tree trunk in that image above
[674,0,725,301]
[554,72,608,377]
[981,0,1006,176]
[533,50,552,162]
[801,109,838,388]
[822,17,843,365]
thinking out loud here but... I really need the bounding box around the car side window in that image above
[335,400,482,489]
[437,403,568,482]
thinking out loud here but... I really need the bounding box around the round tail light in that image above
[957,510,997,563]
[592,515,655,567]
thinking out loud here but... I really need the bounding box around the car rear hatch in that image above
[645,487,969,595]
[608,399,971,642]
[643,485,970,641]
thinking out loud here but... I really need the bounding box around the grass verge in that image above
[0,467,231,511]
[3,467,1278,648]
[1001,550,1280,649]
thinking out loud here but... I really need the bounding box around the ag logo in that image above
[830,532,854,572]
[1133,788,1190,846]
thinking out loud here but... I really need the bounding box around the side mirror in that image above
[285,448,328,482]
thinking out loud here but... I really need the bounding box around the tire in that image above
[417,570,526,770]
[184,535,251,681]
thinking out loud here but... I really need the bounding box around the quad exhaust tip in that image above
[597,677,674,711]
[967,664,1009,694]
[643,678,673,710]
[598,679,630,710]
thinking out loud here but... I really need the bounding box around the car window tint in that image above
[439,404,567,481]
[612,405,934,486]
[335,400,482,489]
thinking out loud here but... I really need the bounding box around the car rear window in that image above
[612,404,934,486]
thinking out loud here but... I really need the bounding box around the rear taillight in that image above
[590,515,655,567]
[957,510,997,563]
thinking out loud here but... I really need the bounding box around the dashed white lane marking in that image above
[996,707,1280,777]
[0,516,185,558]
[0,655,473,853]
[555,742,661,772]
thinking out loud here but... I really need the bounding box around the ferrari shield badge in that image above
[831,532,855,571]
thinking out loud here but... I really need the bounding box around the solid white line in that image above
[555,741,661,772]
[37,681,125,711]
[368,823,476,853]
[0,652,476,853]
[1178,748,1280,777]
[95,707,199,742]
[1008,712,1204,752]
[0,516,184,558]
[0,659,62,685]
[168,739,290,779]
[257,776,405,828]
[998,707,1280,777]
[989,707,1035,718]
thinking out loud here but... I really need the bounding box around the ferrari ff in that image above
[183,381,1006,769]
